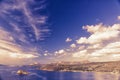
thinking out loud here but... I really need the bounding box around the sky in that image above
[0,0,120,65]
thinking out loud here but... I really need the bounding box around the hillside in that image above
[39,61,120,73]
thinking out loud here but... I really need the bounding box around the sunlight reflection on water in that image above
[56,72,120,80]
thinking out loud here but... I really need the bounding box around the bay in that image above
[0,66,120,80]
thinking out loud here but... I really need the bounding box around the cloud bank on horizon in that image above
[0,0,49,65]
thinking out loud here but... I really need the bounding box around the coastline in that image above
[37,61,120,74]
[38,69,120,74]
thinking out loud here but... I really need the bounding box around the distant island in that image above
[33,61,120,73]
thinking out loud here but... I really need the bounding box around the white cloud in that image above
[78,46,85,50]
[47,23,120,63]
[105,42,120,48]
[70,43,76,48]
[71,23,120,62]
[87,30,119,44]
[91,41,120,57]
[77,24,120,45]
[44,53,48,56]
[66,37,72,42]
[72,50,87,58]
[118,16,120,20]
[76,37,88,44]
[58,49,65,54]
[53,49,67,58]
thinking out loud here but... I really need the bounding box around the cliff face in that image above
[39,61,120,73]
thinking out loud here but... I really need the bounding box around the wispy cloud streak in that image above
[0,0,49,65]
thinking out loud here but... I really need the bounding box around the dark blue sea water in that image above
[0,66,120,80]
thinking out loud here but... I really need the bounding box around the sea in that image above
[0,65,120,80]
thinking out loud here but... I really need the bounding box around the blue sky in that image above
[0,0,120,65]
[43,0,120,51]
